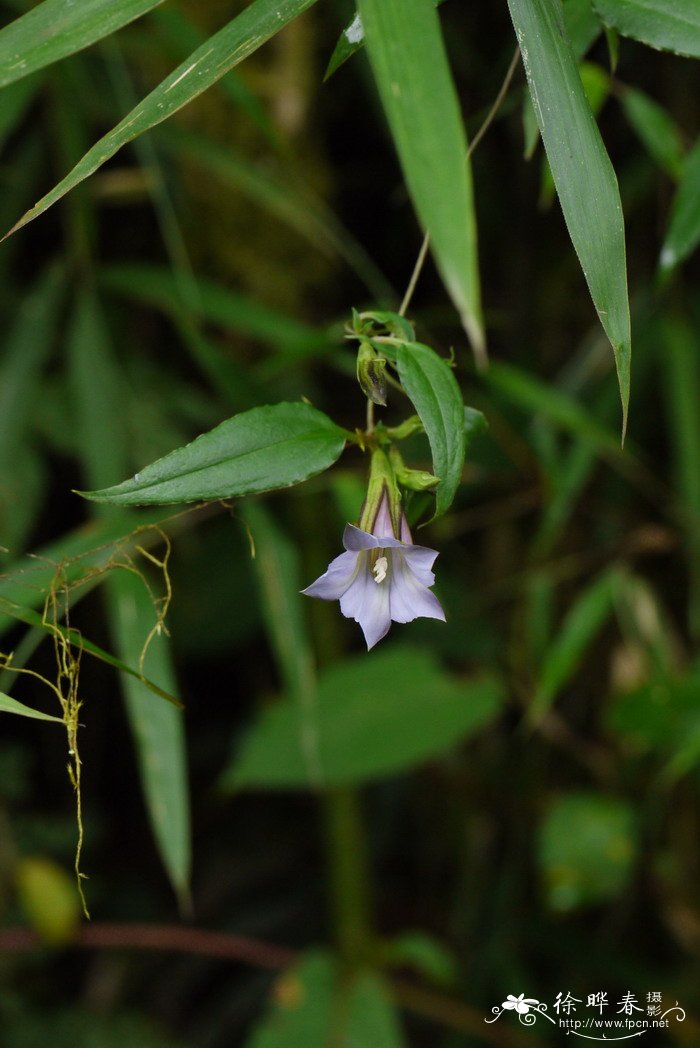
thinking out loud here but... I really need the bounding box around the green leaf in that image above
[159,128,393,304]
[246,951,405,1048]
[593,0,700,58]
[530,569,620,720]
[79,402,347,506]
[243,503,322,785]
[223,647,504,790]
[356,0,483,354]
[0,0,166,87]
[107,569,191,904]
[383,932,457,989]
[396,343,466,519]
[485,361,620,455]
[0,692,64,724]
[507,0,631,436]
[324,0,445,81]
[564,0,602,57]
[620,86,684,180]
[0,596,182,709]
[660,138,700,272]
[0,74,42,152]
[100,264,329,359]
[4,0,319,238]
[538,791,635,911]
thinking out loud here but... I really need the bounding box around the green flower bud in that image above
[357,341,387,406]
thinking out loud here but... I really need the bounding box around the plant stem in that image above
[323,786,373,969]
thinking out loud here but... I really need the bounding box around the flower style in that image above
[302,491,445,649]
[502,994,539,1015]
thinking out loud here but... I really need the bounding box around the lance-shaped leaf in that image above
[0,692,64,724]
[0,0,166,88]
[507,0,631,436]
[593,0,700,58]
[396,343,466,519]
[4,0,319,238]
[660,139,700,273]
[79,402,347,506]
[357,0,483,356]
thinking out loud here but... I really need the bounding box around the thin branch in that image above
[399,45,522,321]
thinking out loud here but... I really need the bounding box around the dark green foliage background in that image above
[0,0,699,1045]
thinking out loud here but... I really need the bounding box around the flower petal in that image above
[402,543,439,584]
[389,553,446,624]
[371,491,395,540]
[339,561,391,649]
[343,524,381,552]
[301,550,358,600]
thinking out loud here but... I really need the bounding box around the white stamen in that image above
[373,556,388,584]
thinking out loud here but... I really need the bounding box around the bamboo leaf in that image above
[4,0,319,238]
[593,0,700,58]
[660,138,700,273]
[0,692,64,724]
[107,569,191,903]
[507,0,631,436]
[357,0,483,354]
[0,0,166,87]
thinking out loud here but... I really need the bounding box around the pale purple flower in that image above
[302,494,445,649]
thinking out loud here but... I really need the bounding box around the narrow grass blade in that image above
[357,0,483,355]
[507,0,631,436]
[0,692,64,724]
[0,0,166,87]
[107,569,191,904]
[4,0,320,238]
[660,139,700,273]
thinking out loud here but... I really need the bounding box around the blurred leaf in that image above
[224,647,504,790]
[530,569,620,720]
[100,264,329,359]
[620,86,684,180]
[396,343,466,519]
[0,0,166,87]
[484,361,619,455]
[0,692,63,724]
[357,0,483,354]
[243,503,322,784]
[0,266,63,465]
[80,403,347,506]
[4,0,320,237]
[15,856,81,943]
[661,317,700,638]
[67,289,130,492]
[507,0,631,435]
[107,569,191,903]
[593,0,700,57]
[246,951,405,1048]
[538,791,635,911]
[0,73,41,152]
[660,138,700,272]
[160,127,393,303]
[607,674,700,754]
[383,931,457,989]
[464,406,488,446]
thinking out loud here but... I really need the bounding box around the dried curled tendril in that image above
[0,523,174,917]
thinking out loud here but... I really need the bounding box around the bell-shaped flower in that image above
[302,492,445,649]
